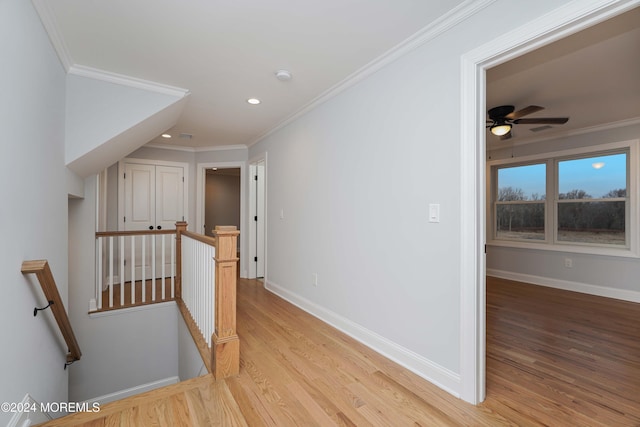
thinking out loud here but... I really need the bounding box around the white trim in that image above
[488,269,640,303]
[194,145,248,153]
[143,144,249,153]
[248,0,496,147]
[460,0,640,405]
[143,144,198,153]
[6,394,51,427]
[265,279,461,397]
[80,376,180,406]
[69,65,190,98]
[31,0,74,71]
[89,301,175,318]
[195,161,246,277]
[248,153,268,281]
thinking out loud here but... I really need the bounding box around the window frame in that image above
[487,139,639,258]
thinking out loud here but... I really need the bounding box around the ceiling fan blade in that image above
[513,117,569,125]
[505,105,544,120]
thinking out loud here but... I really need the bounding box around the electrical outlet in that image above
[564,258,573,268]
[312,273,318,287]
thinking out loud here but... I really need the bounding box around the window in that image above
[489,140,637,256]
[557,153,627,246]
[496,163,546,241]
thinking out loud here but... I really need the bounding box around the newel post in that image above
[211,225,240,378]
[175,221,188,299]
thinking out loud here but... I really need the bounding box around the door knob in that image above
[157,226,162,230]
[148,226,153,230]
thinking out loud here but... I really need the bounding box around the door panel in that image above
[154,166,183,277]
[256,161,265,278]
[122,163,184,282]
[125,164,155,231]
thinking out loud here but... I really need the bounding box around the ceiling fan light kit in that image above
[487,105,569,140]
[490,122,512,136]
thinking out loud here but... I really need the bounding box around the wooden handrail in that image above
[21,260,81,365]
[181,230,217,247]
[96,229,176,237]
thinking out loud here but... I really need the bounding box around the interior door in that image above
[154,165,184,278]
[123,163,184,281]
[256,160,265,278]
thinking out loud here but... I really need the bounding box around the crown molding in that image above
[144,143,247,153]
[248,0,497,147]
[32,0,74,71]
[490,116,640,150]
[68,65,190,98]
[194,144,248,153]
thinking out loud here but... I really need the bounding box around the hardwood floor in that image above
[483,277,640,426]
[41,276,640,426]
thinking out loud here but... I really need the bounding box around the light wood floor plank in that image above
[39,276,640,426]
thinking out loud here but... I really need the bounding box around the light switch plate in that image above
[429,203,440,223]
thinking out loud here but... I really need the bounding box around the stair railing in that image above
[176,222,240,379]
[21,260,81,368]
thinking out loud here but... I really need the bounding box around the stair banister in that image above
[21,260,81,367]
[211,225,240,378]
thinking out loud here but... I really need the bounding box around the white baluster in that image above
[120,235,125,306]
[131,235,136,304]
[152,234,156,301]
[142,235,146,303]
[97,237,103,310]
[161,234,166,300]
[171,235,175,299]
[109,236,114,308]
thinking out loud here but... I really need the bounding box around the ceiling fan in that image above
[487,105,569,140]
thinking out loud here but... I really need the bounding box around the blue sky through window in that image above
[559,153,626,198]
[498,163,545,200]
[498,153,626,200]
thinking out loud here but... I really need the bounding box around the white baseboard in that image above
[6,394,51,427]
[264,280,461,397]
[487,269,640,303]
[82,376,180,406]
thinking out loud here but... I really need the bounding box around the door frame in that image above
[249,154,267,279]
[196,160,246,277]
[459,0,640,404]
[117,158,189,231]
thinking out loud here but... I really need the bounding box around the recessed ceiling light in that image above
[592,162,605,169]
[247,98,261,105]
[161,134,172,138]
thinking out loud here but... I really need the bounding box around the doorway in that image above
[196,161,246,277]
[204,168,241,238]
[249,158,266,279]
[461,0,638,405]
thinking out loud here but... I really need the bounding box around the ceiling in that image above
[41,0,466,149]
[486,6,640,148]
[37,3,640,151]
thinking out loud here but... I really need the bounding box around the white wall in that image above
[0,0,69,423]
[248,0,573,397]
[487,123,640,300]
[65,74,188,178]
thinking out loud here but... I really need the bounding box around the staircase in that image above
[36,374,247,426]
